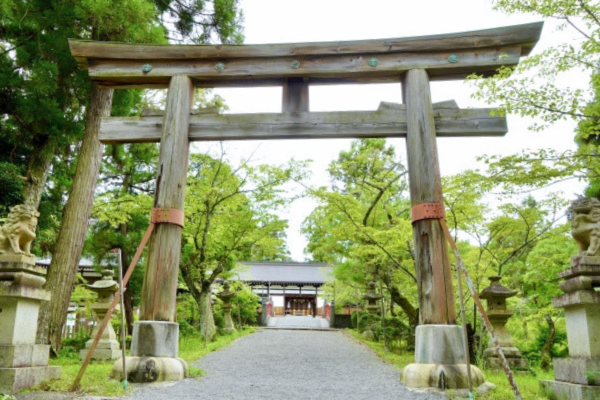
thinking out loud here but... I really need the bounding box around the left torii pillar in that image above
[112,75,193,382]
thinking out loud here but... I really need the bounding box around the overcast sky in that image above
[191,0,586,261]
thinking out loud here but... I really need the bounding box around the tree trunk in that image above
[381,274,418,350]
[197,289,216,341]
[36,84,113,352]
[541,313,555,371]
[23,136,56,209]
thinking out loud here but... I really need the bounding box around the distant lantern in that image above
[479,276,529,372]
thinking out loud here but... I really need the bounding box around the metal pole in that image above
[204,286,210,350]
[113,248,128,389]
[379,280,387,356]
[455,256,473,395]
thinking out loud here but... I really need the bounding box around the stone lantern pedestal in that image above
[217,281,236,334]
[0,254,61,393]
[479,276,529,371]
[540,256,600,400]
[80,269,121,361]
[361,281,381,339]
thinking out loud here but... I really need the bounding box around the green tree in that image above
[303,139,419,339]
[180,151,306,340]
[470,1,600,196]
[0,0,245,351]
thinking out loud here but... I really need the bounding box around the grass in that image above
[20,327,256,397]
[346,328,553,400]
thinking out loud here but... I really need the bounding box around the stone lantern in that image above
[361,280,382,339]
[479,276,529,371]
[79,269,121,361]
[0,204,61,393]
[217,280,236,334]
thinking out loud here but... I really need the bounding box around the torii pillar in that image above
[111,75,193,382]
[399,69,487,393]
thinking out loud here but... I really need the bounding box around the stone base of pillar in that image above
[0,256,61,393]
[540,380,600,400]
[111,321,187,383]
[111,356,188,383]
[400,325,492,394]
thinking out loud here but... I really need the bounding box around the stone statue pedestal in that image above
[540,256,600,400]
[111,321,187,382]
[401,325,493,396]
[79,269,121,361]
[480,276,529,372]
[0,255,61,393]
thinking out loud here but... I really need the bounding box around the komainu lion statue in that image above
[570,197,600,257]
[0,204,39,257]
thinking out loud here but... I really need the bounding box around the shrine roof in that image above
[68,22,543,88]
[236,262,332,286]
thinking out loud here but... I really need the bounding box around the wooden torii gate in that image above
[69,21,542,390]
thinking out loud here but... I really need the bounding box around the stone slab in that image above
[414,325,466,364]
[0,283,50,302]
[0,344,50,368]
[111,356,187,383]
[0,365,61,393]
[80,347,122,361]
[0,255,36,265]
[554,358,600,386]
[540,379,600,400]
[485,356,530,371]
[562,304,600,358]
[130,321,179,358]
[0,297,42,345]
[553,291,600,308]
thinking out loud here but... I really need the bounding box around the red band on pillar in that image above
[411,202,445,223]
[151,208,185,227]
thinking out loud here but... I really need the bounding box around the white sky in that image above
[191,0,587,261]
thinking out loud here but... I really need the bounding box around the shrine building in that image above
[235,261,332,316]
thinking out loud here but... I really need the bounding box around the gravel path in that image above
[121,329,443,400]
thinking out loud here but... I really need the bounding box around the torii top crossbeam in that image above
[69,22,542,88]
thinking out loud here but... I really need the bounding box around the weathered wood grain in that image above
[85,46,522,87]
[69,22,542,63]
[403,69,457,326]
[139,75,193,322]
[99,104,506,143]
[282,78,309,112]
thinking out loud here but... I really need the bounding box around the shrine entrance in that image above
[237,261,330,318]
[69,21,543,392]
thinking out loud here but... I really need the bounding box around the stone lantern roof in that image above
[479,276,517,300]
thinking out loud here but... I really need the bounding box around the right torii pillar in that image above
[399,69,488,394]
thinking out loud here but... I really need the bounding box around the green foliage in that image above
[304,139,418,329]
[0,163,24,213]
[472,1,600,130]
[465,1,600,204]
[179,149,307,338]
[227,280,260,327]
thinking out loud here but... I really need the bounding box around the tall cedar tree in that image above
[1,0,243,351]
